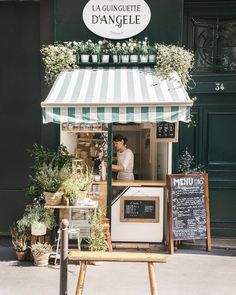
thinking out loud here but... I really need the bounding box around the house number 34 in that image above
[215,82,224,91]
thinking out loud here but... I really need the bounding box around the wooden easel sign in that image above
[167,174,211,254]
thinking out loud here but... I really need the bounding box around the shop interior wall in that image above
[54,0,184,44]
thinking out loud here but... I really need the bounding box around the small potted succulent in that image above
[35,163,71,205]
[17,206,56,236]
[9,225,29,261]
[31,242,52,266]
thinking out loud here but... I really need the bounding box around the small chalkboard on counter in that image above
[120,196,160,223]
[167,174,211,254]
[156,122,178,142]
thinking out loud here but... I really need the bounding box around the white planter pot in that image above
[91,54,99,63]
[148,54,156,62]
[130,54,138,63]
[31,222,47,236]
[140,55,148,63]
[112,54,119,63]
[101,54,110,63]
[121,55,130,63]
[81,54,90,63]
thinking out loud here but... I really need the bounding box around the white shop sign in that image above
[82,0,151,40]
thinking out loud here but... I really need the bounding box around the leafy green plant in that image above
[88,210,108,252]
[62,165,93,201]
[31,242,52,256]
[41,44,78,85]
[35,163,71,192]
[155,43,194,89]
[177,148,205,174]
[26,144,73,204]
[9,225,28,252]
[17,206,56,232]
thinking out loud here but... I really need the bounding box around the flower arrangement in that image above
[99,39,113,54]
[155,43,194,88]
[41,44,77,85]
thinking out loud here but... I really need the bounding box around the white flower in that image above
[122,43,126,47]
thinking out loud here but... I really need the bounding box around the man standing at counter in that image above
[111,134,134,180]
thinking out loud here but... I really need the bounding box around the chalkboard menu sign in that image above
[120,196,160,223]
[156,122,178,142]
[167,174,211,254]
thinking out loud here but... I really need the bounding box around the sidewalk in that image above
[0,237,236,295]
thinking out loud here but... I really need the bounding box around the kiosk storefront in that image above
[41,66,193,243]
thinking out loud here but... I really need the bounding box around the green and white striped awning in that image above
[41,67,193,124]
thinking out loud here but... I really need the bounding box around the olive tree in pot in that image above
[31,242,52,266]
[35,163,71,205]
[9,225,29,261]
[17,206,56,236]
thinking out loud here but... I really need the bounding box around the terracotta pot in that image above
[33,253,50,266]
[43,191,63,206]
[16,251,27,261]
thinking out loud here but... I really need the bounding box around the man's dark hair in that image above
[113,134,128,144]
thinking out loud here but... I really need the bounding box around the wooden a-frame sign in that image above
[167,173,211,254]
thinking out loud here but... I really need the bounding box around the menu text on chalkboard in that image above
[120,196,160,223]
[156,122,178,142]
[167,174,211,254]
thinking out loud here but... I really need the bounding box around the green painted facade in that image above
[0,0,235,236]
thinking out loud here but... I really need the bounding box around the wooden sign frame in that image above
[120,196,160,223]
[156,122,179,142]
[167,173,211,254]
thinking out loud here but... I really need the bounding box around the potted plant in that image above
[88,210,108,265]
[17,206,56,236]
[26,144,73,205]
[9,225,28,261]
[40,43,77,85]
[91,42,101,63]
[155,43,194,89]
[139,38,149,63]
[99,39,112,63]
[177,148,205,174]
[35,163,71,205]
[31,242,52,266]
[78,40,94,63]
[111,42,122,63]
[120,42,130,63]
[128,38,139,63]
[63,165,93,205]
[147,44,157,63]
